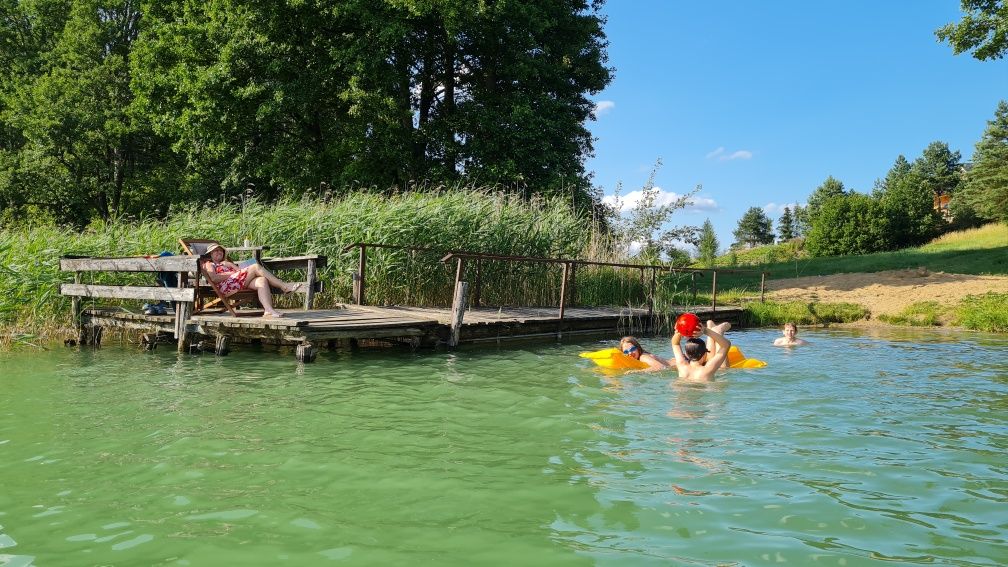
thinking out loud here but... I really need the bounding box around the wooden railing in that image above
[60,255,198,350]
[342,242,768,344]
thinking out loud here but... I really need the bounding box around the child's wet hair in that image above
[683,338,708,361]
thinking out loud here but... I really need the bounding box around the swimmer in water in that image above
[671,324,731,381]
[773,322,809,346]
[619,336,671,371]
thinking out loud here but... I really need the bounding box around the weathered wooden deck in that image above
[82,304,743,357]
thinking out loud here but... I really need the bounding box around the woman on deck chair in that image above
[203,243,303,318]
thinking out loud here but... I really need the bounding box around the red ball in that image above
[675,313,700,336]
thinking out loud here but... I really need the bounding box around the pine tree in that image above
[732,207,775,248]
[696,218,719,268]
[963,100,1008,223]
[777,207,795,241]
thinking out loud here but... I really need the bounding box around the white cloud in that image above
[593,100,615,117]
[706,147,753,161]
[763,202,803,215]
[705,147,725,159]
[603,187,719,213]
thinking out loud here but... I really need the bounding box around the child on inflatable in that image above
[619,336,671,371]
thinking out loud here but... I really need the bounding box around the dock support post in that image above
[215,335,230,356]
[174,301,190,353]
[305,259,317,310]
[71,273,86,345]
[296,341,317,363]
[449,281,469,347]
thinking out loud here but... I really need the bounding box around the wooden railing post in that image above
[760,272,766,303]
[559,262,569,320]
[648,267,656,331]
[569,263,577,305]
[305,259,317,310]
[449,280,469,347]
[711,270,718,314]
[473,259,482,308]
[691,271,698,302]
[72,272,84,345]
[357,245,367,305]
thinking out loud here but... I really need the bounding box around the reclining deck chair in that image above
[179,238,263,316]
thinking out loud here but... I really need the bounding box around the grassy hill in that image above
[714,223,1008,281]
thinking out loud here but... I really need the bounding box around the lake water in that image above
[1,328,1006,566]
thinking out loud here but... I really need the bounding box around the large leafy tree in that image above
[913,141,962,201]
[133,0,612,203]
[732,206,774,248]
[876,155,940,248]
[805,193,892,257]
[2,0,178,223]
[805,175,847,224]
[936,0,1008,61]
[962,100,1008,223]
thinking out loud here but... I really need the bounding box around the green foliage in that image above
[696,218,719,268]
[936,0,1008,61]
[132,0,612,207]
[805,192,892,256]
[805,176,847,223]
[878,302,942,326]
[876,155,940,248]
[955,293,1008,332]
[732,206,774,248]
[962,100,1008,223]
[2,0,613,226]
[741,301,868,327]
[913,141,962,200]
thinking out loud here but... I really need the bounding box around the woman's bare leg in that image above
[249,277,281,316]
[244,264,293,292]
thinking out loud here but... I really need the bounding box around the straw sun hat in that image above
[206,243,226,255]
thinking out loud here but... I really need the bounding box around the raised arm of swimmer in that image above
[702,327,731,371]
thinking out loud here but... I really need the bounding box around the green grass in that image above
[711,223,1008,293]
[955,293,1008,333]
[877,301,943,327]
[739,301,869,327]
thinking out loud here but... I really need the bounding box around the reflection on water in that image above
[0,327,1006,565]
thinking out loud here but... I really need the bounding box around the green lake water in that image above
[1,328,1007,566]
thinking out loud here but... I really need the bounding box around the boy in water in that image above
[671,323,731,381]
[773,322,809,346]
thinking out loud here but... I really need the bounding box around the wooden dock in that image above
[59,247,760,362]
[80,304,744,361]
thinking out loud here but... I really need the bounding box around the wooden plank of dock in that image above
[81,304,745,352]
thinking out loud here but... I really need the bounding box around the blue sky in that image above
[586,1,1008,251]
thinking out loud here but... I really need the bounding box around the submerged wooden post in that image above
[760,272,767,303]
[711,270,718,314]
[449,280,469,347]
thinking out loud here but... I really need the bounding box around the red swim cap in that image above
[675,313,700,336]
